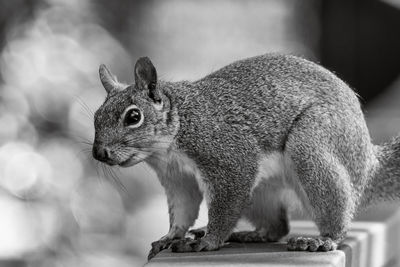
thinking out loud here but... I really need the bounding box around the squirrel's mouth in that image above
[119,157,136,167]
[119,153,146,167]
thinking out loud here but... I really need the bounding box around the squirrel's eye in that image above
[123,107,143,128]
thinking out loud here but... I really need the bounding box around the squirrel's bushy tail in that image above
[362,136,400,207]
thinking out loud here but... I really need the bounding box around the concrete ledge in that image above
[147,242,345,267]
[146,203,400,267]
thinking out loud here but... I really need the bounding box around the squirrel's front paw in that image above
[148,237,175,260]
[287,236,338,252]
[171,235,221,253]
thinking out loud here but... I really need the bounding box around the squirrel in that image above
[92,53,400,259]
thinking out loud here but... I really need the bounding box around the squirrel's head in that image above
[92,57,178,167]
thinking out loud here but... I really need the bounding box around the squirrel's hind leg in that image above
[284,151,352,251]
[284,111,357,251]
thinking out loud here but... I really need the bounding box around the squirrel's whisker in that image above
[73,95,95,118]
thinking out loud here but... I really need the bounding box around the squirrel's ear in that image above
[134,57,161,103]
[99,64,124,94]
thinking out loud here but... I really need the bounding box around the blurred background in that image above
[0,0,399,266]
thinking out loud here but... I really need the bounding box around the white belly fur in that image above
[251,152,307,215]
[164,150,307,215]
[166,150,210,203]
[252,152,286,192]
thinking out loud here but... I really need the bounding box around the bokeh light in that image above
[2,149,51,198]
[0,194,61,258]
[40,138,84,198]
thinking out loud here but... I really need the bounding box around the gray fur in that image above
[93,53,400,257]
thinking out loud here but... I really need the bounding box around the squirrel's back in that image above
[199,53,359,106]
[176,53,368,152]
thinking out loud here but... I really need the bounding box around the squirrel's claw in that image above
[287,236,338,252]
[191,236,220,252]
[171,236,221,253]
[148,238,174,260]
[170,238,196,252]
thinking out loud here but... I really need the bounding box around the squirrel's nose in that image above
[92,144,112,163]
